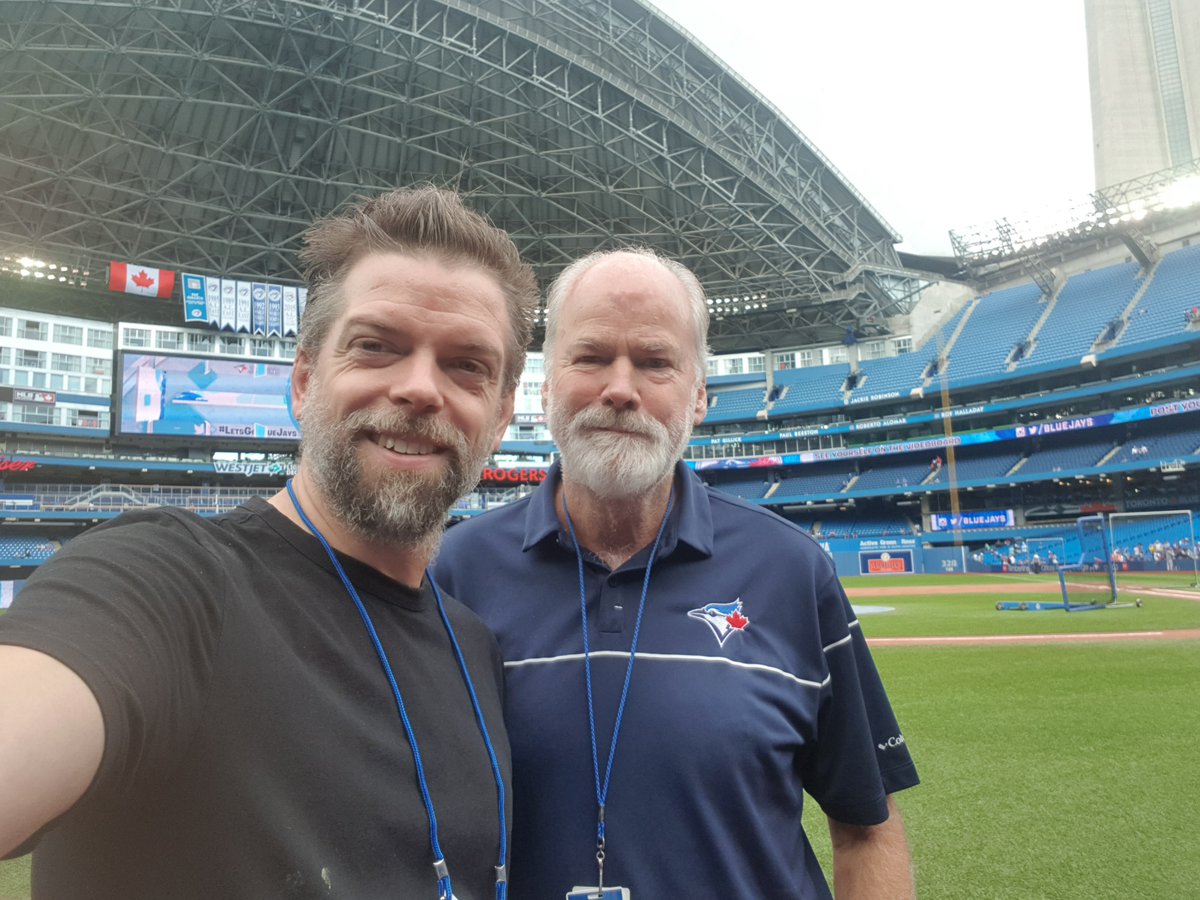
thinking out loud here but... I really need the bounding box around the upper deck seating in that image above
[1109,244,1200,352]
[944,283,1043,385]
[768,364,850,415]
[1019,262,1142,367]
[704,385,767,424]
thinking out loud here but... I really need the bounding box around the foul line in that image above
[867,630,1191,647]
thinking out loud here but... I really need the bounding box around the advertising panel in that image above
[929,509,1016,531]
[858,549,914,575]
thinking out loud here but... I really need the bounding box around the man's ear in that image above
[692,380,708,426]
[291,349,314,422]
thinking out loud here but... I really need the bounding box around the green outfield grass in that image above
[3,573,1198,898]
[805,641,1200,899]
[845,573,1200,639]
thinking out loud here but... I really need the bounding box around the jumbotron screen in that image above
[116,352,298,442]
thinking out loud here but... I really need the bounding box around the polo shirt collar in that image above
[521,460,714,559]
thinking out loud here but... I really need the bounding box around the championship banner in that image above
[298,287,308,319]
[109,261,175,298]
[267,284,283,337]
[220,279,237,330]
[205,277,221,325]
[282,285,299,337]
[251,282,268,335]
[182,273,208,323]
[236,281,252,334]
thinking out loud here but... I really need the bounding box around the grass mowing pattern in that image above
[2,576,1198,898]
[803,641,1200,898]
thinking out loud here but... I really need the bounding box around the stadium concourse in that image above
[2,0,1200,603]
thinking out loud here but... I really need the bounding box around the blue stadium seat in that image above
[944,283,1043,384]
[1019,261,1142,367]
[1106,244,1200,352]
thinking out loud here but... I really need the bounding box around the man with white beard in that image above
[434,248,919,899]
[0,187,537,900]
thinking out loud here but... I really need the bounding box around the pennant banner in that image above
[177,271,304,338]
[205,278,221,325]
[282,285,298,337]
[220,279,237,331]
[267,284,283,337]
[109,261,175,298]
[251,282,268,336]
[182,273,207,323]
[236,281,252,334]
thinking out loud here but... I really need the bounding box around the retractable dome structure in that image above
[0,0,920,352]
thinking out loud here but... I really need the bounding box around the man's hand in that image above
[0,646,104,857]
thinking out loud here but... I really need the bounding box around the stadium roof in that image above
[0,0,922,352]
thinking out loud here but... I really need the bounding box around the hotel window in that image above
[123,327,151,348]
[52,353,82,373]
[156,331,184,351]
[54,323,83,345]
[18,319,48,341]
[188,332,216,353]
[16,349,46,368]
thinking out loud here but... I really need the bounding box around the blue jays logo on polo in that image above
[687,598,750,647]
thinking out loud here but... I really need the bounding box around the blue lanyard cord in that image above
[561,487,674,849]
[429,577,509,899]
[285,481,507,900]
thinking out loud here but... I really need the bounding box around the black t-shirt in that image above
[0,499,510,900]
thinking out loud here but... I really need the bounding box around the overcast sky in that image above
[646,0,1095,256]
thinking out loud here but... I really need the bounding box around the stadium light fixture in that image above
[1154,174,1200,211]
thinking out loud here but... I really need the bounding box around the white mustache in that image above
[568,406,665,439]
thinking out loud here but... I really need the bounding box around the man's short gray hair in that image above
[542,248,709,378]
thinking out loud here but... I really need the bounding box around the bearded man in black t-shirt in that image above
[0,186,537,900]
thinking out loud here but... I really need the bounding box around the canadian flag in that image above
[108,261,176,298]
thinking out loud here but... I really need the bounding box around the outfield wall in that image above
[821,539,1196,579]
[822,538,1027,578]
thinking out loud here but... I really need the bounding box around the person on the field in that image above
[434,248,919,898]
[0,186,537,900]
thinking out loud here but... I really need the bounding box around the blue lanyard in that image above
[286,481,508,900]
[561,487,674,888]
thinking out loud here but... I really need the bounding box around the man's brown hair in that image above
[298,185,538,390]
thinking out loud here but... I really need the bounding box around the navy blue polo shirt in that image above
[434,462,917,899]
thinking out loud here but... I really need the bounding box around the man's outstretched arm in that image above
[828,794,915,899]
[0,645,104,857]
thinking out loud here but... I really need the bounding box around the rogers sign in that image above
[479,467,547,485]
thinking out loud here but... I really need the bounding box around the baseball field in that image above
[3,571,1198,898]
